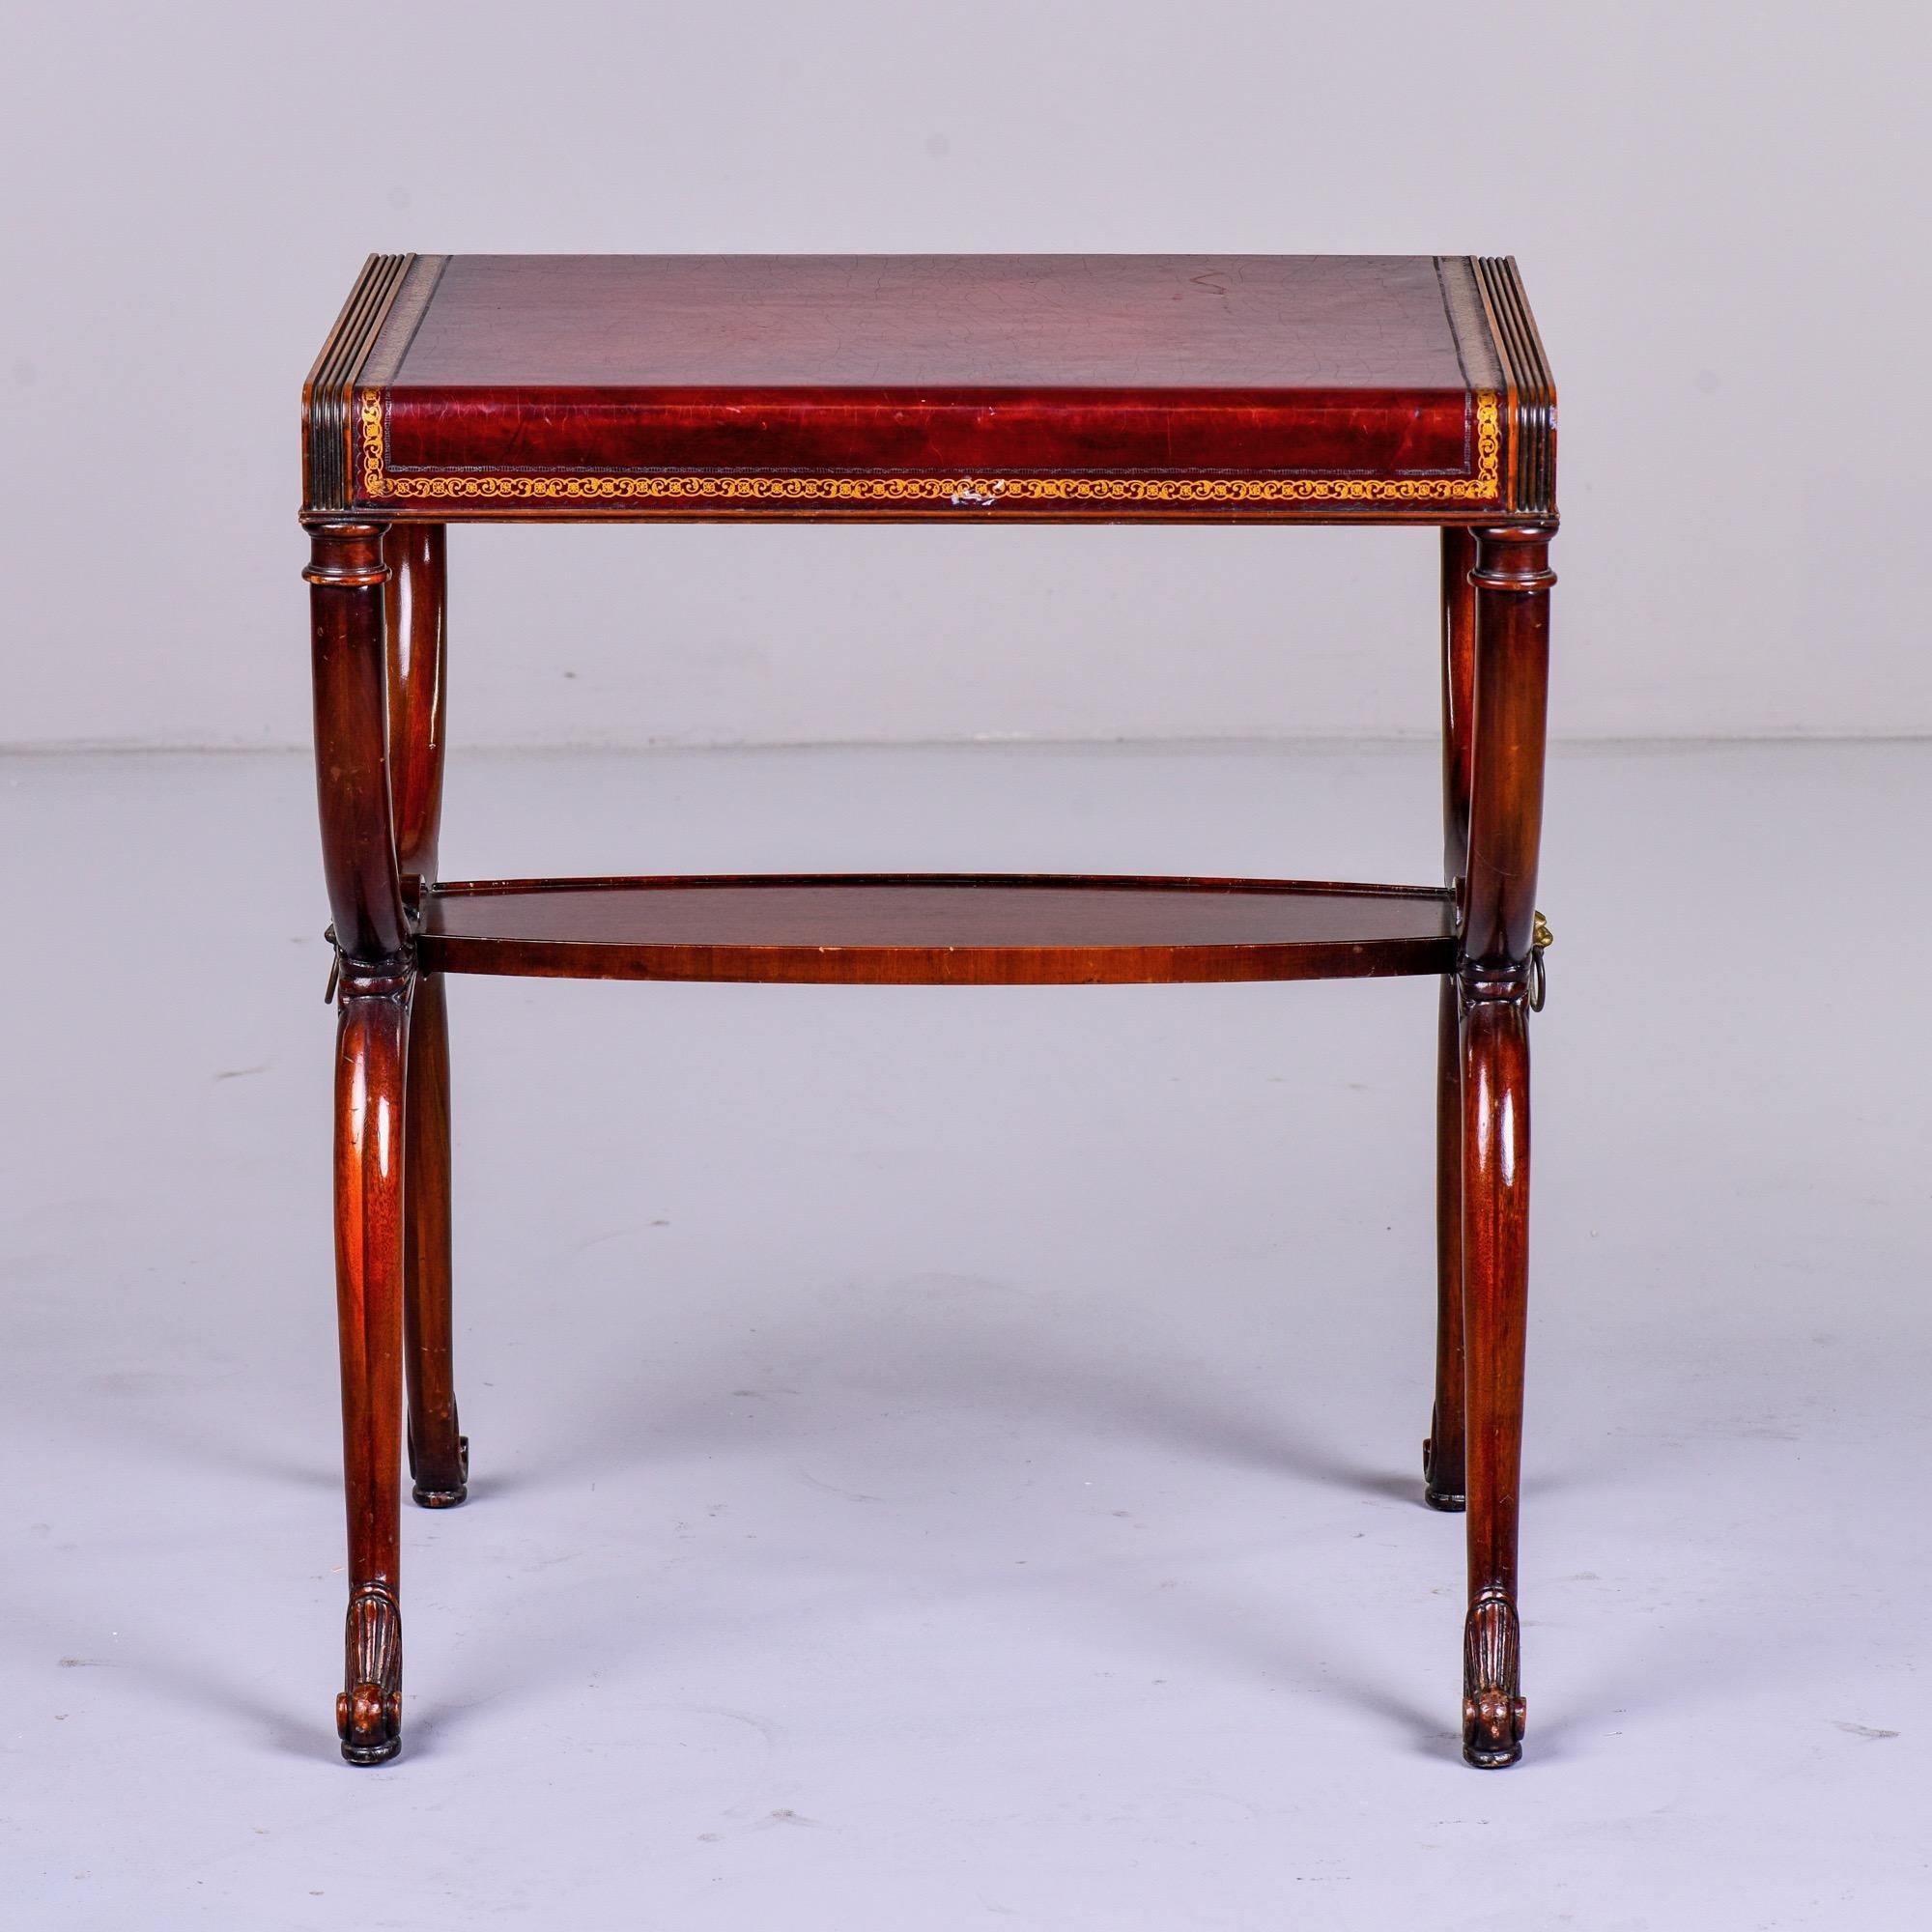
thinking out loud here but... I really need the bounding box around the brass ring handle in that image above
[1527,911,1552,1012]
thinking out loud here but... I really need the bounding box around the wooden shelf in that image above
[417,873,1457,986]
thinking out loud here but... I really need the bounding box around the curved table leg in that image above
[1455,524,1552,1768]
[1426,975,1468,1511]
[1426,527,1476,1510]
[308,518,414,1763]
[404,969,466,1506]
[1460,991,1530,1767]
[331,985,411,1765]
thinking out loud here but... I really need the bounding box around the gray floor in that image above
[2,742,1927,1929]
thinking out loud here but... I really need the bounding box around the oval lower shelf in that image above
[416,873,1458,985]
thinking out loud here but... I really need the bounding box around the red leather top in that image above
[306,254,1551,520]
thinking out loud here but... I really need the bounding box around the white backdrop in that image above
[4,1,1925,748]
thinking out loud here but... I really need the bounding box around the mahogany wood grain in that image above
[306,522,409,978]
[331,986,410,1765]
[1459,995,1531,1768]
[1439,527,1477,887]
[1452,522,1555,1767]
[310,516,421,1758]
[403,970,465,1509]
[1463,528,1553,974]
[1426,526,1478,1511]
[383,524,446,899]
[1426,977,1468,1512]
[416,874,1458,986]
[380,522,465,1509]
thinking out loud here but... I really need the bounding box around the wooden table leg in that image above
[1428,977,1468,1510]
[1427,527,1476,1511]
[383,526,467,1508]
[307,520,414,1763]
[404,969,465,1506]
[1460,989,1529,1767]
[330,983,411,1765]
[1456,524,1552,1768]
[384,525,446,904]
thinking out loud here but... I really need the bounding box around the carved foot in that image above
[409,1416,469,1510]
[1423,1422,1465,1513]
[336,1587,402,1765]
[1462,1590,1526,1768]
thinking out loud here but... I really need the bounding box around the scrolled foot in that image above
[409,1417,469,1510]
[1422,1432,1466,1513]
[1461,1590,1526,1768]
[336,1587,403,1765]
[1422,1406,1461,1507]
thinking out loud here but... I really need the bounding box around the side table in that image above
[301,254,1557,1768]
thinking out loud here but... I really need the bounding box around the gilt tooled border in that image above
[355,388,1501,509]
